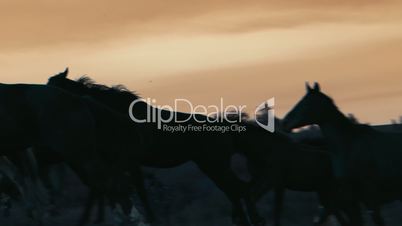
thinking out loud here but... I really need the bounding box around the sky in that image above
[1,0,402,124]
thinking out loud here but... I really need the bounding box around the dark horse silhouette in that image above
[216,108,363,225]
[0,83,146,225]
[47,69,266,226]
[282,82,401,226]
[249,130,366,226]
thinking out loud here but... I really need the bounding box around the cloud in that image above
[1,0,402,124]
[1,0,401,51]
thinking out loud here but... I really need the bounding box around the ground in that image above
[1,162,402,226]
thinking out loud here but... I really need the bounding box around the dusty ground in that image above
[1,162,402,226]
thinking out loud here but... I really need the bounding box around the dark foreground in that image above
[1,162,402,226]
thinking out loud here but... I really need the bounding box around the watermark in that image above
[160,124,247,134]
[254,98,275,132]
[128,98,275,133]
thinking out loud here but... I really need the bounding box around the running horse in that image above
[47,68,266,226]
[236,117,364,226]
[282,82,402,226]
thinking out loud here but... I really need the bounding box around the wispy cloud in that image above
[1,0,402,123]
[1,0,401,50]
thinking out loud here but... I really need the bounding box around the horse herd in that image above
[0,69,401,226]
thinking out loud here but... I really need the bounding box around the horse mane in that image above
[76,76,141,100]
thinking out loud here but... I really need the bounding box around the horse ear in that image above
[56,67,69,78]
[305,82,312,92]
[313,82,320,92]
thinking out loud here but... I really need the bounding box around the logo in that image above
[128,98,275,133]
[254,98,275,132]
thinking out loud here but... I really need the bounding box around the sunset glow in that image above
[2,0,402,123]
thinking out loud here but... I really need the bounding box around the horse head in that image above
[47,68,91,95]
[282,82,336,132]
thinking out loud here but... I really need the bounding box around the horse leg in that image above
[108,189,134,226]
[368,206,385,226]
[316,191,336,226]
[94,196,105,224]
[0,174,16,218]
[78,190,97,226]
[130,166,155,223]
[39,164,53,207]
[0,157,23,217]
[118,197,133,219]
[314,206,330,226]
[317,188,358,226]
[315,205,350,226]
[272,187,285,226]
[110,183,133,219]
[196,161,251,226]
[342,201,363,226]
[1,192,12,217]
[3,196,12,217]
[13,148,48,225]
[244,195,266,226]
[42,163,65,216]
[231,197,251,226]
[73,156,118,226]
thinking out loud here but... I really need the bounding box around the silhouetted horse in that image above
[0,83,145,225]
[282,82,401,226]
[47,69,265,226]
[226,116,362,226]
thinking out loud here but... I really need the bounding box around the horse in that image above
[0,83,145,225]
[282,82,402,226]
[47,68,266,226]
[231,117,363,226]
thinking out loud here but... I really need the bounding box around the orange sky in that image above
[1,0,402,124]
